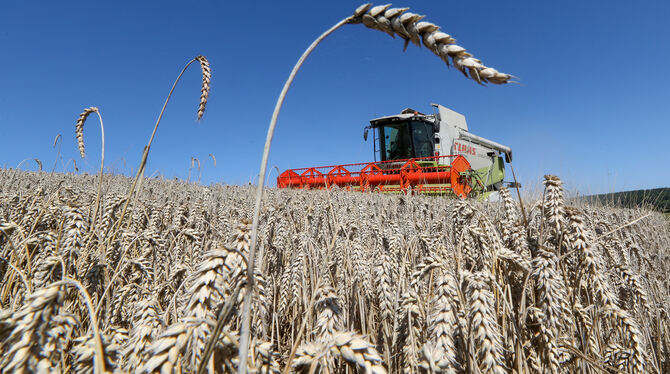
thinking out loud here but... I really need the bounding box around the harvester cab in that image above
[277,103,514,199]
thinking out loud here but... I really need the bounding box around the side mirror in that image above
[364,127,369,141]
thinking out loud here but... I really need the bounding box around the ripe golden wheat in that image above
[75,107,99,159]
[0,170,668,373]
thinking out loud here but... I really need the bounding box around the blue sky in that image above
[1,1,668,194]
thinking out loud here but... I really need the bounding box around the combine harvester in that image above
[277,103,515,199]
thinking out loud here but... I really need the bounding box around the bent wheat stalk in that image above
[6,158,43,191]
[241,18,350,373]
[0,255,31,293]
[241,5,514,372]
[50,278,106,374]
[16,158,43,171]
[64,158,78,173]
[92,55,210,327]
[75,107,105,228]
[52,133,62,173]
[111,55,210,250]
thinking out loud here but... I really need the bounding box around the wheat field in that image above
[0,169,668,374]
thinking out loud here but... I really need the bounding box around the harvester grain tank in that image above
[277,103,514,199]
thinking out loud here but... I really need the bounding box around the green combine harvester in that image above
[278,103,516,200]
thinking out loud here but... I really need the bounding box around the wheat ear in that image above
[425,272,458,373]
[603,306,646,374]
[351,3,513,84]
[531,250,568,373]
[294,331,387,374]
[0,286,62,372]
[75,107,97,158]
[140,322,192,373]
[122,299,163,370]
[541,174,565,247]
[465,271,505,374]
[195,55,211,120]
[184,248,241,368]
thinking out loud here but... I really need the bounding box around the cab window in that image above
[379,120,434,160]
[411,121,434,158]
[382,124,412,160]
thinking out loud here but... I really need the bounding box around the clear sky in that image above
[1,1,668,194]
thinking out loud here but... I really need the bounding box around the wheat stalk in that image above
[196,275,244,374]
[74,106,106,233]
[112,55,212,232]
[52,278,106,374]
[52,133,63,172]
[241,6,514,370]
[102,55,213,315]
